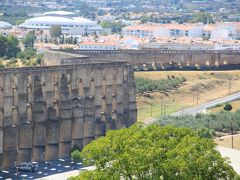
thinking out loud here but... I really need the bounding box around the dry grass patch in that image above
[215,134,240,150]
[135,71,240,122]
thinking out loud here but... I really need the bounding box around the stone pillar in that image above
[45,73,60,161]
[17,123,32,163]
[127,68,137,126]
[83,96,95,146]
[46,116,59,161]
[3,126,17,169]
[72,97,84,150]
[0,75,3,168]
[3,74,17,169]
[16,74,33,164]
[59,73,72,158]
[32,75,46,162]
[101,77,107,123]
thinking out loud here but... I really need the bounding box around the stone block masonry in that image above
[0,61,137,169]
[59,49,240,70]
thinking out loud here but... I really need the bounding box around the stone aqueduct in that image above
[0,60,137,169]
[1,49,240,169]
[62,49,240,70]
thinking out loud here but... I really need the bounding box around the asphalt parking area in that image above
[0,158,82,179]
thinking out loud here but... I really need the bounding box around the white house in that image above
[78,41,120,50]
[236,23,240,40]
[211,23,236,40]
[119,36,142,50]
[122,24,161,38]
[122,23,203,39]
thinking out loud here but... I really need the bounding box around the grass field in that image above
[215,134,240,150]
[136,71,240,122]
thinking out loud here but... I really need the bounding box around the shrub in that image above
[135,76,186,94]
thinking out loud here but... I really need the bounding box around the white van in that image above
[18,162,38,172]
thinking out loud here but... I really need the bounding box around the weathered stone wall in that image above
[0,62,137,169]
[58,50,240,70]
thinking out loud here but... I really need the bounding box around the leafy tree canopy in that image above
[192,12,214,24]
[0,34,20,58]
[71,124,239,180]
[71,149,81,163]
[224,104,233,112]
[99,21,125,33]
[49,25,62,39]
[22,31,35,48]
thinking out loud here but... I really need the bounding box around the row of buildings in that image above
[1,11,240,51]
[1,11,240,41]
[122,23,240,40]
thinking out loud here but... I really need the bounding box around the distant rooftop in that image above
[43,11,77,17]
[0,21,12,29]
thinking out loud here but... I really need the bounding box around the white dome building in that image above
[0,21,12,29]
[19,11,102,36]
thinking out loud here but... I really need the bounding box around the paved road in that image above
[36,166,95,180]
[144,92,240,124]
[217,146,240,174]
[173,92,240,116]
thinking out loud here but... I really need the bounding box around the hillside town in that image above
[1,10,240,51]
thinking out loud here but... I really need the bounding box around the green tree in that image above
[71,149,82,168]
[22,31,35,48]
[6,35,20,58]
[99,21,125,33]
[49,25,62,40]
[0,35,8,57]
[192,12,214,24]
[71,124,239,180]
[17,48,36,60]
[0,34,20,58]
[44,35,49,43]
[224,104,233,112]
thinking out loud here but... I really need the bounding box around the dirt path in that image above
[215,134,240,150]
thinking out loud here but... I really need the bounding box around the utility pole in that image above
[196,87,199,105]
[231,115,234,149]
[192,92,195,106]
[228,78,232,95]
[161,96,164,115]
[163,105,167,115]
[150,103,153,117]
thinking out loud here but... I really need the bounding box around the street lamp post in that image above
[230,114,234,149]
[223,103,233,149]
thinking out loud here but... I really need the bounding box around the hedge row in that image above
[136,76,186,94]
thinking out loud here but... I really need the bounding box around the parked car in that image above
[18,162,38,172]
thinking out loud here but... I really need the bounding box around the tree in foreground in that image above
[70,124,239,180]
[71,149,81,169]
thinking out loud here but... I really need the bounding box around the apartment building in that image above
[122,24,203,38]
[123,23,240,40]
[122,25,161,38]
[235,23,240,40]
[78,41,120,50]
[211,23,236,40]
